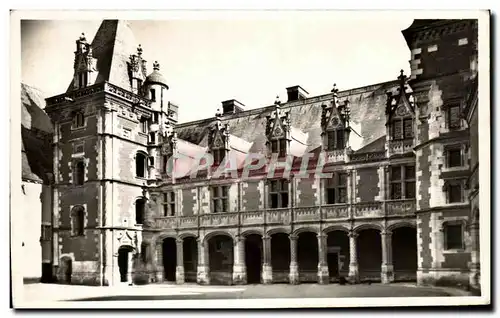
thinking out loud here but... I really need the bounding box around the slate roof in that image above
[66,20,138,93]
[21,83,53,183]
[175,80,398,157]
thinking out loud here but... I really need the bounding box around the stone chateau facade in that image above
[34,19,480,291]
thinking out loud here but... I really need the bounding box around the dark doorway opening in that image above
[297,232,318,283]
[327,230,350,282]
[357,229,382,282]
[118,247,131,283]
[183,237,198,283]
[208,235,234,285]
[392,226,417,282]
[270,233,290,283]
[245,234,263,284]
[162,238,177,282]
[60,257,72,284]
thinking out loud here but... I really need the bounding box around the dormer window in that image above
[447,104,462,130]
[270,139,287,157]
[78,72,88,88]
[213,148,226,166]
[326,130,345,150]
[390,117,413,140]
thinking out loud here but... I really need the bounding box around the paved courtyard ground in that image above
[18,281,473,307]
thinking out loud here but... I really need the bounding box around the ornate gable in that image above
[208,109,230,150]
[266,96,291,141]
[72,33,98,89]
[321,84,351,132]
[386,70,415,123]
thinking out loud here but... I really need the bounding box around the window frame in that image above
[212,148,226,166]
[269,179,289,208]
[135,198,145,225]
[443,221,465,250]
[270,138,287,157]
[390,165,416,200]
[135,152,148,178]
[325,172,347,204]
[390,117,413,140]
[163,191,176,217]
[72,112,86,129]
[74,160,85,186]
[211,185,229,213]
[447,182,463,203]
[447,104,462,130]
[70,205,85,237]
[446,147,463,168]
[326,130,345,151]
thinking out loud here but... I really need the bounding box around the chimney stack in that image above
[221,99,245,115]
[286,85,309,102]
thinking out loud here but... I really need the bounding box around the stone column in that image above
[381,230,394,284]
[262,235,272,284]
[176,238,185,284]
[196,237,209,285]
[289,234,299,284]
[155,242,164,282]
[317,233,329,284]
[348,230,359,283]
[232,235,247,284]
[469,220,480,289]
[127,251,134,285]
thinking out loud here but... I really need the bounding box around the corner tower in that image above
[44,20,175,286]
[402,19,477,288]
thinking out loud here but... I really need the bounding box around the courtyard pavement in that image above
[17,281,475,308]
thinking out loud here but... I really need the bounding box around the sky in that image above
[21,13,413,123]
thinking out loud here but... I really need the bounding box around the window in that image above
[326,130,345,150]
[271,139,287,157]
[391,118,413,140]
[213,148,226,166]
[136,153,147,178]
[40,224,51,241]
[140,117,148,134]
[269,179,289,208]
[150,89,156,101]
[448,105,461,129]
[212,185,229,213]
[72,112,85,129]
[149,132,156,144]
[444,222,464,250]
[78,72,88,88]
[74,161,85,185]
[71,205,85,236]
[390,165,415,199]
[325,172,347,204]
[122,128,131,139]
[447,148,462,168]
[135,199,145,225]
[163,192,176,217]
[152,113,159,124]
[448,183,463,203]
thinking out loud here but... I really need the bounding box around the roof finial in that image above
[398,69,406,82]
[137,44,143,56]
[215,108,222,118]
[331,83,339,95]
[274,95,281,106]
[79,32,86,41]
[153,61,160,71]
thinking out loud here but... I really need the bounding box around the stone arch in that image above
[241,228,264,237]
[292,226,319,236]
[353,223,383,233]
[387,221,417,232]
[59,254,74,284]
[203,230,234,243]
[135,151,149,178]
[117,245,134,283]
[178,232,198,240]
[266,227,290,236]
[323,224,350,234]
[155,232,177,245]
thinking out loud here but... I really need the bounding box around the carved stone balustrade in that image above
[353,202,384,218]
[322,204,349,220]
[385,199,416,216]
[293,207,320,222]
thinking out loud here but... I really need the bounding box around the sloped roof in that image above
[21,84,53,183]
[175,80,399,158]
[66,20,138,93]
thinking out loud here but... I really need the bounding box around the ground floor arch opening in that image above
[392,226,417,282]
[270,233,290,283]
[118,246,134,283]
[326,230,350,282]
[59,256,72,284]
[162,238,177,282]
[297,232,318,283]
[244,234,263,284]
[183,236,198,282]
[357,229,382,282]
[208,234,234,285]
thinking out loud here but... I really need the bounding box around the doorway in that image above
[118,248,130,283]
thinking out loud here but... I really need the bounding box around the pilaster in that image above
[289,234,299,284]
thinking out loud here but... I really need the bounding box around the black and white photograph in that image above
[10,9,490,309]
